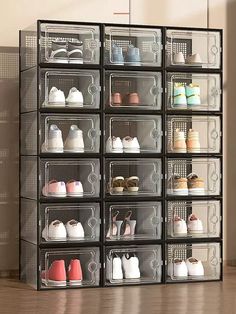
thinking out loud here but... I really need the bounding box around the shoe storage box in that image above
[167,200,221,239]
[20,21,223,289]
[166,29,221,69]
[40,203,100,243]
[105,202,162,241]
[104,26,162,67]
[167,242,221,282]
[40,69,100,109]
[166,72,221,111]
[105,115,162,153]
[105,158,162,196]
[105,71,162,110]
[105,245,162,285]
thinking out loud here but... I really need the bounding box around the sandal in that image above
[125,176,139,192]
[111,176,125,193]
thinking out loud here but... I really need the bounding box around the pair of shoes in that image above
[111,92,140,106]
[110,176,139,193]
[42,219,84,241]
[49,40,83,64]
[42,179,83,197]
[106,211,136,238]
[173,129,200,153]
[106,136,140,153]
[173,52,202,65]
[41,259,82,286]
[168,173,205,196]
[41,124,84,153]
[173,214,203,235]
[46,87,83,108]
[111,44,141,66]
[112,254,140,280]
[168,257,204,277]
[174,83,201,108]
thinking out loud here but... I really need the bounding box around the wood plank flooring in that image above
[0,267,236,314]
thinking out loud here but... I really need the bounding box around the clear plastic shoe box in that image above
[166,29,221,69]
[40,247,100,288]
[105,202,162,241]
[105,115,162,154]
[166,72,221,111]
[40,203,100,242]
[40,114,100,153]
[167,115,221,154]
[105,158,162,197]
[105,245,162,285]
[167,242,221,282]
[105,71,162,110]
[40,69,100,109]
[167,200,221,239]
[104,26,162,67]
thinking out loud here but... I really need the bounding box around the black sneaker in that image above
[49,40,67,63]
[67,41,83,64]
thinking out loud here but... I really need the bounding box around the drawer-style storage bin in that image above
[167,200,221,239]
[167,242,221,282]
[167,116,221,154]
[105,71,162,110]
[40,247,100,288]
[105,245,162,285]
[21,199,37,244]
[40,159,100,198]
[166,72,221,111]
[20,156,37,200]
[40,203,100,242]
[104,26,162,67]
[106,159,162,196]
[105,115,162,154]
[20,240,37,289]
[167,158,221,196]
[105,202,162,241]
[40,69,100,109]
[40,114,100,153]
[166,29,221,69]
[39,22,100,64]
[21,67,37,112]
[21,112,37,155]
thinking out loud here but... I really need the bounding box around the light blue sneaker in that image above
[126,45,141,66]
[111,44,124,65]
[186,84,201,107]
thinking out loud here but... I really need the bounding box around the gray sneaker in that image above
[49,40,67,63]
[68,41,83,64]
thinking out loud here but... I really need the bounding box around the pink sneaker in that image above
[41,260,66,287]
[42,180,66,197]
[66,180,83,197]
[68,259,83,286]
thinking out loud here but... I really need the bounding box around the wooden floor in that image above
[1,267,236,314]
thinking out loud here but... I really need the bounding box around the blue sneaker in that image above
[126,45,141,66]
[111,44,124,65]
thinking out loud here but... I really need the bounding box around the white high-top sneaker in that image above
[106,136,123,153]
[42,124,64,153]
[65,219,84,239]
[187,214,204,234]
[64,125,84,153]
[112,256,123,280]
[168,258,188,278]
[66,87,83,107]
[122,136,140,153]
[173,216,187,236]
[47,87,66,107]
[122,254,140,279]
[42,220,67,241]
[186,257,204,276]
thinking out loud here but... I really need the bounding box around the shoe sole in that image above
[41,278,67,286]
[67,193,83,197]
[167,189,188,196]
[47,193,67,197]
[46,103,66,107]
[48,59,68,64]
[68,280,82,286]
[66,102,83,107]
[68,59,83,64]
[123,149,140,153]
[64,149,85,153]
[188,189,205,195]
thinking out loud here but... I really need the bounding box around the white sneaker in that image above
[173,216,187,235]
[186,257,204,276]
[187,214,204,234]
[173,52,185,64]
[122,136,140,153]
[66,87,83,107]
[112,256,123,280]
[42,124,64,153]
[106,136,123,153]
[47,87,66,107]
[122,254,140,279]
[64,125,84,153]
[168,259,188,277]
[185,53,202,65]
[42,220,67,241]
[65,219,84,239]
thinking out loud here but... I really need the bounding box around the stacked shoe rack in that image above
[19,20,223,290]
